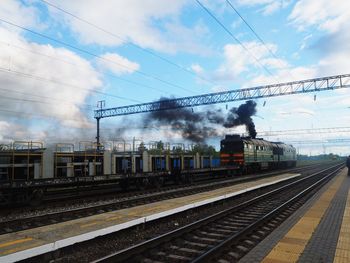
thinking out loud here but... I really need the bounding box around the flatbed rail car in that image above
[0,141,237,205]
[220,135,297,172]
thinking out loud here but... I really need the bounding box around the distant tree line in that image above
[297,153,342,160]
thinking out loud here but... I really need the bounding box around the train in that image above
[220,135,297,172]
[0,135,297,205]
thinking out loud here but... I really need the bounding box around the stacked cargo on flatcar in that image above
[1,136,296,205]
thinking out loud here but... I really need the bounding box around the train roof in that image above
[222,135,295,149]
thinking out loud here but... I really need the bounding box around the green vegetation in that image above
[297,153,342,161]
[296,153,344,166]
[189,144,218,157]
[139,141,219,157]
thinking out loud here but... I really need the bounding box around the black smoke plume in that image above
[206,109,225,124]
[223,100,257,138]
[146,97,257,142]
[146,97,218,143]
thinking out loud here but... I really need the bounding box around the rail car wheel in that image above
[120,179,129,191]
[236,168,243,176]
[29,189,44,206]
[0,192,10,206]
[137,178,149,190]
[152,177,164,189]
[180,173,192,184]
[189,174,194,184]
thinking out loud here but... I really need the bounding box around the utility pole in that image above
[96,100,105,149]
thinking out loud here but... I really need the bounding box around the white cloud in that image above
[45,0,209,54]
[161,20,212,55]
[0,121,11,141]
[0,120,50,142]
[97,53,140,75]
[289,0,350,33]
[300,34,313,50]
[237,0,292,15]
[0,25,102,142]
[245,66,317,86]
[289,0,350,77]
[231,19,243,30]
[0,0,41,30]
[200,0,227,14]
[191,63,204,74]
[211,85,229,93]
[212,41,288,82]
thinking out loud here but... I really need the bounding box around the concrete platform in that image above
[240,168,350,263]
[0,172,301,262]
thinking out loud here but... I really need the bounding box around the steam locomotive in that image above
[220,135,297,172]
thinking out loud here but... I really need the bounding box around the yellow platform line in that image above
[80,221,98,228]
[333,188,350,263]
[0,238,33,249]
[106,215,127,221]
[262,170,346,263]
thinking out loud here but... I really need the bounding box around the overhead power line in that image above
[40,0,216,87]
[0,41,171,96]
[0,92,94,110]
[0,107,92,123]
[0,82,94,109]
[225,0,294,79]
[0,66,141,103]
[195,0,276,80]
[0,18,194,94]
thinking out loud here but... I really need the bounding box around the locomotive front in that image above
[220,135,244,167]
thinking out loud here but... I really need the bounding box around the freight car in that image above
[0,136,297,205]
[0,141,229,205]
[220,135,297,173]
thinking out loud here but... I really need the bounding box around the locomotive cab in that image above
[220,135,244,167]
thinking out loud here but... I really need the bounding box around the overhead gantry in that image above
[94,73,350,145]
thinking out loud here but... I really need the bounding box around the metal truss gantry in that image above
[94,73,350,144]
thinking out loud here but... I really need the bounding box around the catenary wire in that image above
[0,66,142,103]
[0,83,95,109]
[195,0,279,82]
[40,0,216,87]
[0,107,93,122]
[225,0,295,80]
[0,18,194,94]
[0,40,173,96]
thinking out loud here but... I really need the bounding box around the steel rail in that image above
[192,164,344,262]
[93,163,343,262]
[0,165,314,235]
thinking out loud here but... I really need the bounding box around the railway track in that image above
[0,163,332,235]
[34,164,316,203]
[93,163,343,263]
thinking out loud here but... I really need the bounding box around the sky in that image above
[0,0,349,155]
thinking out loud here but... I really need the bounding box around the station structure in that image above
[0,73,349,262]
